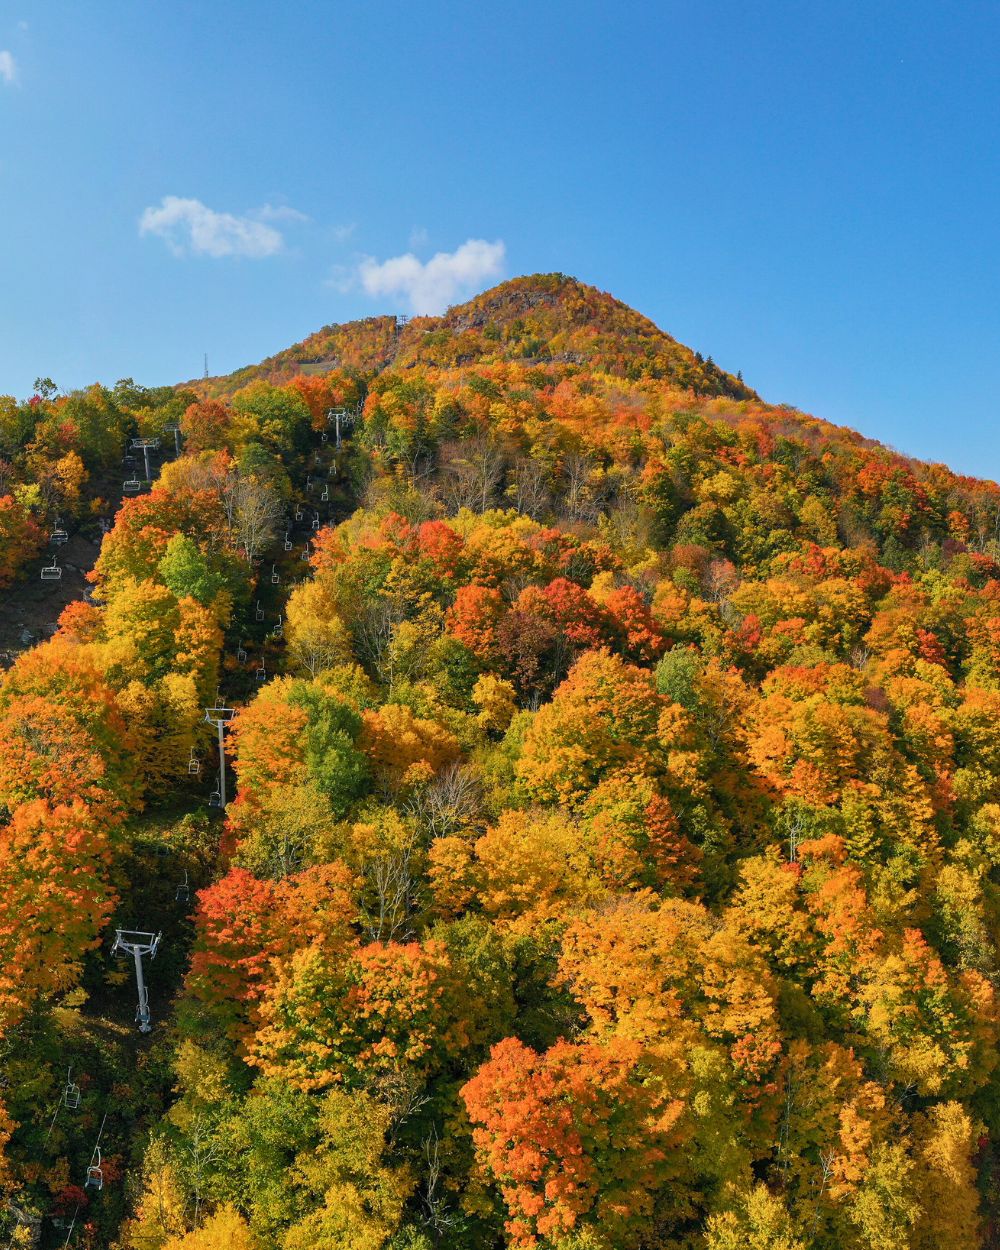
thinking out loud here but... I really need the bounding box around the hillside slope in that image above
[5,275,1000,1250]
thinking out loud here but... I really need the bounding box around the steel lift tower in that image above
[111,929,162,1033]
[130,436,161,483]
[204,698,236,809]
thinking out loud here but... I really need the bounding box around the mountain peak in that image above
[193,273,755,401]
[433,272,664,334]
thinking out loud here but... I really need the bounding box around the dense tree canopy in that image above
[2,276,1000,1249]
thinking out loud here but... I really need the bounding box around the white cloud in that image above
[358,238,505,314]
[408,225,429,249]
[0,51,17,85]
[138,196,286,258]
[326,263,355,294]
[257,203,309,223]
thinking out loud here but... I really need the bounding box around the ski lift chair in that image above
[255,662,267,683]
[208,782,222,808]
[237,643,247,663]
[40,560,62,581]
[294,505,303,521]
[283,532,292,551]
[123,476,141,494]
[62,1068,81,1111]
[271,565,279,584]
[188,748,201,776]
[176,870,190,904]
[255,601,264,621]
[85,1149,103,1191]
[311,513,320,530]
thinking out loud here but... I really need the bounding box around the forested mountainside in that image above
[2,274,1000,1249]
[189,274,758,400]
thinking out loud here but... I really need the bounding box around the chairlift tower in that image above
[130,437,161,483]
[111,929,162,1033]
[326,406,355,451]
[164,422,182,456]
[204,699,236,809]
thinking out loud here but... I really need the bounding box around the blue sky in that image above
[1,1,999,477]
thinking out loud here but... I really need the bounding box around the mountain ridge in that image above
[180,272,1000,499]
[186,273,758,403]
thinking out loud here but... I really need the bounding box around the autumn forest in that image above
[2,273,1000,1249]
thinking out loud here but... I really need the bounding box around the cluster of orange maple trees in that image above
[2,277,1000,1248]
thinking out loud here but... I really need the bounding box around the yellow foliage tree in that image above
[360,703,460,787]
[704,1185,806,1250]
[910,1102,982,1250]
[161,1206,258,1250]
[471,673,517,734]
[117,1137,187,1250]
[472,808,606,931]
[285,580,353,677]
[281,1089,414,1250]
